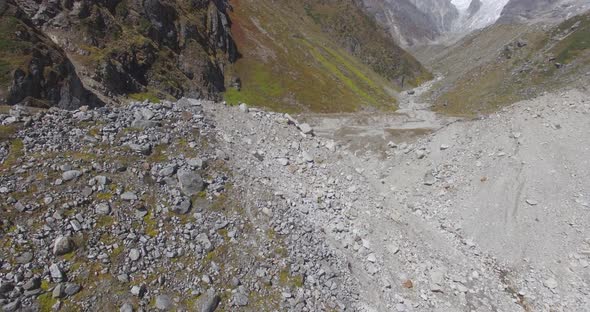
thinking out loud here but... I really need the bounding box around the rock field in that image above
[1,87,590,311]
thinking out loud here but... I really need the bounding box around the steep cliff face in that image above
[0,2,103,109]
[407,0,459,33]
[2,0,237,107]
[360,0,459,46]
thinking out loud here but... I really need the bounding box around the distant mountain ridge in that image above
[360,0,589,47]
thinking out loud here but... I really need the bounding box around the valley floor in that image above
[1,86,588,311]
[207,86,590,311]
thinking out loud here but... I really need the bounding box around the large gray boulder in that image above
[177,169,205,196]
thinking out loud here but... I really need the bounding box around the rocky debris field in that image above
[1,87,589,312]
[0,99,352,311]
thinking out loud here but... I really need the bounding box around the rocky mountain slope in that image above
[360,0,459,47]
[499,0,590,24]
[224,0,431,113]
[0,3,104,109]
[452,0,510,33]
[1,0,238,106]
[1,0,430,113]
[424,11,590,115]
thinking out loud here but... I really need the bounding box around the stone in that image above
[159,165,177,177]
[430,270,445,293]
[544,278,558,289]
[423,170,436,186]
[196,233,213,252]
[172,198,192,214]
[187,158,204,169]
[2,300,20,312]
[0,282,14,294]
[200,289,221,312]
[64,283,81,296]
[129,249,141,261]
[128,143,152,155]
[119,303,134,312]
[52,284,64,298]
[95,203,111,215]
[440,144,450,150]
[238,103,249,113]
[233,292,249,306]
[367,253,377,263]
[416,150,426,159]
[177,170,205,196]
[139,108,155,120]
[49,263,64,281]
[298,123,313,135]
[117,274,130,283]
[131,120,160,130]
[526,199,538,206]
[155,295,173,310]
[62,170,82,181]
[130,285,145,297]
[70,220,82,231]
[302,151,314,163]
[53,236,74,255]
[15,252,33,264]
[95,176,110,186]
[14,202,26,212]
[277,158,289,166]
[121,192,138,201]
[23,277,41,291]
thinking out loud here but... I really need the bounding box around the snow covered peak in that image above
[452,0,510,32]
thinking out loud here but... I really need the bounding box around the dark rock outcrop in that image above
[0,2,103,109]
[2,0,238,107]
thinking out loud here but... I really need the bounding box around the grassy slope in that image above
[224,0,430,113]
[429,13,590,116]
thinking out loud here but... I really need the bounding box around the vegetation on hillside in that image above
[430,13,590,116]
[224,0,431,113]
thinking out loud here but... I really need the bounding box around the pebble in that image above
[53,236,74,255]
[95,202,111,215]
[299,123,314,135]
[121,192,138,201]
[155,295,173,310]
[129,249,141,261]
[62,170,82,181]
[544,278,558,289]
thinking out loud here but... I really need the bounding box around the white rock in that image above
[544,278,558,289]
[299,123,313,135]
[129,249,141,261]
[239,103,249,113]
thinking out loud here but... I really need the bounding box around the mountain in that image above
[1,0,237,107]
[452,0,511,33]
[499,0,590,23]
[0,0,429,113]
[426,11,590,115]
[359,0,459,46]
[224,0,431,113]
